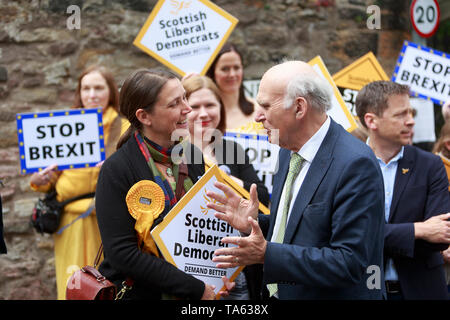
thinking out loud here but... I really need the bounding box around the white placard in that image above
[392,41,450,106]
[224,132,279,196]
[16,108,105,174]
[410,97,436,143]
[243,79,261,100]
[151,166,243,298]
[133,0,238,76]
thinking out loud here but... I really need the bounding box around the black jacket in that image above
[96,135,205,299]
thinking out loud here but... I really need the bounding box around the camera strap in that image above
[56,192,95,235]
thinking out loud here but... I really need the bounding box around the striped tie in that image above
[268,153,304,297]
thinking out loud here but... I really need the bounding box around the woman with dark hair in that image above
[95,69,225,299]
[206,43,260,131]
[29,65,129,299]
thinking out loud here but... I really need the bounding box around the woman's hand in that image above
[218,276,236,298]
[30,164,59,186]
[201,283,216,300]
[95,160,105,167]
[201,276,236,300]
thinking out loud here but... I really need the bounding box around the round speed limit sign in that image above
[410,0,440,38]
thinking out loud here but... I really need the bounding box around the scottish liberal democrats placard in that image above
[16,108,105,174]
[392,40,449,106]
[151,165,244,299]
[133,0,238,76]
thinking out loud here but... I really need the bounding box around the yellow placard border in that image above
[204,158,270,215]
[308,56,358,133]
[151,165,244,299]
[133,0,239,76]
[332,52,389,91]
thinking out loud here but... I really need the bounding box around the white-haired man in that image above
[207,61,386,299]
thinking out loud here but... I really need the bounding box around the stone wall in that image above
[0,0,410,299]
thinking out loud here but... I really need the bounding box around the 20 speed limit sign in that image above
[410,0,440,38]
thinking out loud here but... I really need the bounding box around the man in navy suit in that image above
[356,81,450,300]
[207,61,385,299]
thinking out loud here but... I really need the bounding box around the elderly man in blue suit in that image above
[355,81,450,300]
[207,61,385,299]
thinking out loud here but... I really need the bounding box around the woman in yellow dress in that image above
[29,65,129,300]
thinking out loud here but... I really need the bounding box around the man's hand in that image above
[206,182,259,234]
[414,212,450,243]
[213,217,267,268]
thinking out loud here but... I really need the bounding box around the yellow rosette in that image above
[126,180,165,257]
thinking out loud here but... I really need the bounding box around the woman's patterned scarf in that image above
[134,131,193,217]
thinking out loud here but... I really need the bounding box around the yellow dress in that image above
[31,107,129,299]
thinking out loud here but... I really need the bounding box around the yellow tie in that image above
[268,153,304,297]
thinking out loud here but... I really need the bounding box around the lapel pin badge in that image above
[402,168,409,174]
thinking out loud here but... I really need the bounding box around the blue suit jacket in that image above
[259,119,385,299]
[385,145,449,299]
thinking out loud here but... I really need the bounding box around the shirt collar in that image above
[389,147,404,164]
[366,137,404,165]
[295,116,331,163]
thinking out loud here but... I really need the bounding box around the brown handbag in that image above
[66,243,117,300]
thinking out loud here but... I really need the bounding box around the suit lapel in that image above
[283,120,337,243]
[266,148,290,241]
[388,146,414,223]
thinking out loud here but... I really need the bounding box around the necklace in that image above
[155,162,174,178]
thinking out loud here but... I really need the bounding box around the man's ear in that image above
[295,96,307,119]
[364,112,378,131]
[136,108,152,127]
